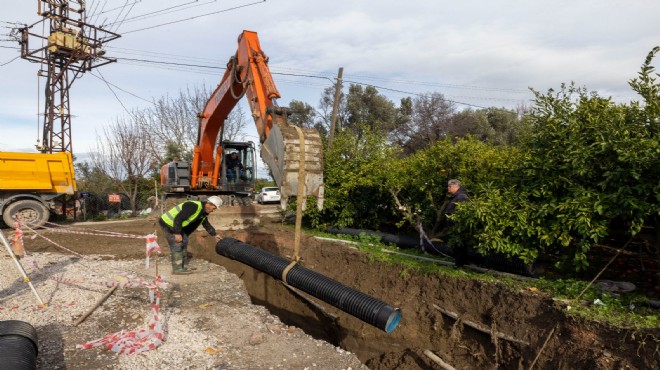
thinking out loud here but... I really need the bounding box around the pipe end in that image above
[385,309,402,333]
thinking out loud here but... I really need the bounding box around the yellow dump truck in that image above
[0,151,76,228]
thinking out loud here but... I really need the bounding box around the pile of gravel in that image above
[0,251,366,369]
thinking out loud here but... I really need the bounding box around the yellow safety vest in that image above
[160,200,204,229]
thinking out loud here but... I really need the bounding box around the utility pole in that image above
[327,67,343,150]
[17,0,120,154]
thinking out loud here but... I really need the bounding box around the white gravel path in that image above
[0,251,366,369]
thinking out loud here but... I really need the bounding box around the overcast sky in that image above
[1,0,658,157]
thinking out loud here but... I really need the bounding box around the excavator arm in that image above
[191,30,324,209]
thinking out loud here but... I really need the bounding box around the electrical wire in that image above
[92,0,143,19]
[112,56,530,107]
[107,1,141,34]
[106,45,220,64]
[104,0,205,27]
[117,56,222,70]
[90,71,155,104]
[0,55,19,66]
[94,69,138,118]
[87,0,104,24]
[119,60,219,75]
[122,0,266,34]
[343,79,488,109]
[106,45,533,99]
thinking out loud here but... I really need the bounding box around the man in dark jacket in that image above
[439,179,469,266]
[225,152,245,183]
[159,196,223,274]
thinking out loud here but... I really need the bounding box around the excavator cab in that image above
[220,141,256,193]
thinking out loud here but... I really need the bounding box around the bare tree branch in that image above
[90,113,153,214]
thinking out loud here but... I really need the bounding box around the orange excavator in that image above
[160,30,324,209]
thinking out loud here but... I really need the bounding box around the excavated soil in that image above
[3,216,659,369]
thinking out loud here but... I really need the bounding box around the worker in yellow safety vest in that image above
[159,196,223,274]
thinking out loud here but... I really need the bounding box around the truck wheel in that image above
[2,200,50,229]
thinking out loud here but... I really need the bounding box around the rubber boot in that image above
[171,251,192,275]
[182,250,197,271]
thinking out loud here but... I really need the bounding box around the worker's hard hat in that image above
[207,196,223,208]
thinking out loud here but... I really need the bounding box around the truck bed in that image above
[0,151,76,194]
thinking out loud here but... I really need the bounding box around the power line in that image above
[104,0,209,27]
[108,46,220,64]
[90,71,155,104]
[119,59,219,76]
[91,0,143,19]
[344,74,530,94]
[113,56,506,108]
[343,79,488,109]
[117,56,222,70]
[106,0,141,34]
[122,0,267,34]
[93,69,138,118]
[0,55,19,66]
[107,45,534,97]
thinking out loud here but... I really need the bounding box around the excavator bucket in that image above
[261,115,324,210]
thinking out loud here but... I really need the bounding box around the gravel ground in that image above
[0,251,366,369]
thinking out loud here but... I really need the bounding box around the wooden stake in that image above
[73,285,118,326]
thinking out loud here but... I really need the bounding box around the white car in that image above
[257,187,281,204]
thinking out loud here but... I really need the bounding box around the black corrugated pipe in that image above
[216,238,402,333]
[324,226,541,276]
[325,226,420,249]
[0,320,38,370]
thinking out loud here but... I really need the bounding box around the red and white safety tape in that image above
[145,234,162,270]
[77,276,165,354]
[19,221,163,270]
[42,222,151,239]
[11,221,168,353]
[20,222,85,258]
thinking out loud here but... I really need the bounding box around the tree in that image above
[450,108,528,146]
[221,104,249,142]
[382,137,518,236]
[142,85,249,167]
[344,84,398,137]
[306,123,400,229]
[74,161,115,195]
[317,85,346,139]
[450,47,660,270]
[288,100,321,132]
[89,113,154,215]
[144,87,204,164]
[391,92,456,153]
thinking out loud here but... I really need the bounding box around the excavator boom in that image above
[190,30,324,209]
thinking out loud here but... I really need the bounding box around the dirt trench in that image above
[188,226,659,370]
